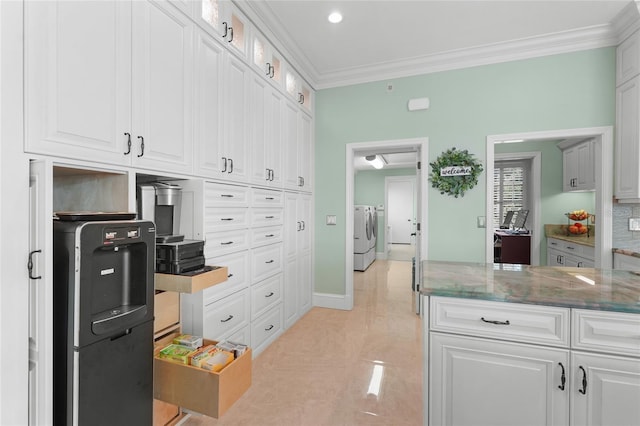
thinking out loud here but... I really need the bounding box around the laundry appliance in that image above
[53,215,155,425]
[354,205,376,271]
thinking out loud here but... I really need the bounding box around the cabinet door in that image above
[131,0,194,174]
[297,193,312,253]
[282,101,299,190]
[298,111,313,191]
[615,76,640,200]
[194,29,225,178]
[267,89,284,187]
[575,140,595,190]
[563,147,579,191]
[298,251,313,314]
[222,54,249,182]
[24,1,131,165]
[571,352,640,426]
[248,74,269,184]
[283,255,298,329]
[430,333,569,426]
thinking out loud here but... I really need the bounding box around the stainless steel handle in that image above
[265,292,274,298]
[480,317,510,326]
[221,314,233,323]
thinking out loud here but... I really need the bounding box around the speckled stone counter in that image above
[544,224,595,247]
[420,261,640,314]
[614,248,640,258]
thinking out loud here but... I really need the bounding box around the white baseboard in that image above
[313,292,353,310]
[377,251,386,260]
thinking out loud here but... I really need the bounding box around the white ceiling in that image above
[244,0,638,89]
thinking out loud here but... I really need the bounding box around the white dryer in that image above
[354,205,375,271]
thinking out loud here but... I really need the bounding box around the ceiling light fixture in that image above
[365,155,385,169]
[328,11,343,24]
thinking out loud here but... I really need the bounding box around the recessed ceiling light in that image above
[328,11,343,24]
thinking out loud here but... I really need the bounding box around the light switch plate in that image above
[629,217,640,231]
[326,215,337,225]
[477,216,486,228]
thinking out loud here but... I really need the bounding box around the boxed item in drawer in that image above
[154,339,252,419]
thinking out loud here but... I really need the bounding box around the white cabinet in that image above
[547,237,594,267]
[613,252,640,271]
[430,333,569,426]
[283,192,313,328]
[25,0,194,174]
[283,102,313,191]
[193,28,249,182]
[617,30,640,87]
[424,297,640,426]
[615,76,640,201]
[248,72,283,187]
[558,138,595,192]
[251,31,284,90]
[284,66,313,113]
[198,0,249,59]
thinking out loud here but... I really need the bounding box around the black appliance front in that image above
[53,219,155,426]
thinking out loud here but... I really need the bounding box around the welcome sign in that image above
[440,166,472,176]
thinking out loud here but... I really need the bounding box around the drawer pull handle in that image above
[579,366,587,395]
[265,292,274,298]
[221,218,234,221]
[480,317,510,326]
[266,197,274,200]
[227,273,234,278]
[265,259,274,264]
[265,234,275,238]
[265,325,274,331]
[221,194,234,198]
[221,241,234,245]
[558,362,566,391]
[221,315,234,323]
[265,215,275,219]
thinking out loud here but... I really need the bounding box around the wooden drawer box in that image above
[154,291,180,335]
[430,296,570,347]
[155,266,228,294]
[572,309,640,357]
[154,339,252,419]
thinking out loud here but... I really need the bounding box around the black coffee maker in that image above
[137,182,184,243]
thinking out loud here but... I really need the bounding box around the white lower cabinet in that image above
[182,288,250,341]
[424,297,640,426]
[430,333,569,426]
[251,304,284,355]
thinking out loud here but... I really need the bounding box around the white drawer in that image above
[202,289,250,340]
[204,207,249,231]
[251,207,284,227]
[205,228,249,257]
[251,304,283,355]
[202,251,249,305]
[251,188,283,207]
[205,182,249,207]
[251,225,283,247]
[572,309,640,357]
[429,297,570,347]
[251,243,283,284]
[225,325,250,347]
[251,273,283,320]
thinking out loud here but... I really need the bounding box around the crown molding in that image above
[241,0,640,91]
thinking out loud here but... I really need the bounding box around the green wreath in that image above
[429,147,483,198]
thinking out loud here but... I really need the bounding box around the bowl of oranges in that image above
[568,222,588,234]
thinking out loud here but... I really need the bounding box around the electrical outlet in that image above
[629,217,640,231]
[326,215,337,225]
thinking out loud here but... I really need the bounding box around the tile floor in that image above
[181,259,423,426]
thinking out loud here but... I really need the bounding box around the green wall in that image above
[494,140,596,264]
[354,167,417,252]
[315,47,616,295]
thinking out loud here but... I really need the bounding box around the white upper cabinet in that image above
[25,0,194,174]
[252,32,284,90]
[558,138,595,192]
[615,76,640,201]
[248,73,283,187]
[199,0,248,59]
[617,30,640,87]
[285,66,313,114]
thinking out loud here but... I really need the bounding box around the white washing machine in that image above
[354,205,375,271]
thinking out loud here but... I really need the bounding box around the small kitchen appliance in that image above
[137,182,184,243]
[53,216,155,425]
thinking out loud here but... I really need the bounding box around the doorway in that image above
[386,176,417,261]
[345,137,428,311]
[485,126,613,268]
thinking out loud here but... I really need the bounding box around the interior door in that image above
[413,160,422,314]
[388,179,414,244]
[28,160,53,425]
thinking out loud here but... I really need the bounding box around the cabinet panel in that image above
[251,207,284,228]
[25,1,131,164]
[251,304,283,356]
[251,243,283,284]
[205,182,250,207]
[572,309,640,357]
[204,228,250,257]
[617,30,640,86]
[571,352,640,426]
[250,225,283,248]
[430,297,570,347]
[430,333,569,426]
[251,188,284,207]
[131,0,193,173]
[615,76,640,200]
[205,207,249,230]
[251,273,283,320]
[201,289,249,340]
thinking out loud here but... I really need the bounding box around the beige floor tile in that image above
[177,259,423,426]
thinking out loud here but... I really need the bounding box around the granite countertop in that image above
[544,224,595,247]
[420,261,640,314]
[613,248,640,258]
